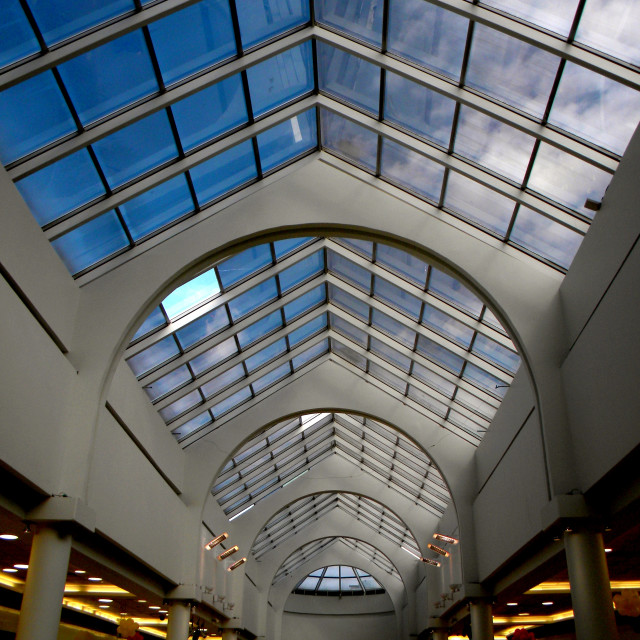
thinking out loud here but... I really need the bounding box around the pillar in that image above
[469,600,493,640]
[222,629,238,640]
[432,629,449,640]
[564,528,618,640]
[15,525,72,640]
[166,601,191,640]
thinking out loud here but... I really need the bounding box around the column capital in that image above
[26,495,95,533]
[540,494,605,535]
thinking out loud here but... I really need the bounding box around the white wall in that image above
[282,608,396,640]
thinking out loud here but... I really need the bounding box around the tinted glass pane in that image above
[416,336,464,374]
[191,140,258,205]
[201,363,246,398]
[328,285,369,322]
[381,138,444,203]
[132,306,166,342]
[58,30,158,124]
[211,386,252,417]
[335,237,373,259]
[279,251,324,292]
[316,0,382,46]
[252,362,290,393]
[51,210,129,275]
[318,578,340,591]
[257,109,317,172]
[371,337,411,372]
[371,310,416,348]
[189,336,238,376]
[218,244,273,289]
[384,72,455,148]
[127,335,179,377]
[284,284,326,321]
[411,362,455,397]
[237,310,283,349]
[228,278,279,320]
[472,334,520,374]
[444,172,514,236]
[145,364,192,401]
[422,305,473,347]
[163,268,220,319]
[288,314,327,347]
[455,388,496,421]
[1,1,40,69]
[463,362,507,398]
[369,361,406,393]
[527,143,611,218]
[236,0,309,49]
[320,109,377,171]
[331,313,368,347]
[318,42,380,115]
[172,411,212,440]
[92,110,177,188]
[274,237,313,259]
[374,277,422,320]
[0,71,75,164]
[148,0,236,86]
[429,269,483,317]
[248,41,313,117]
[376,244,428,288]
[297,577,319,590]
[548,62,640,156]
[331,339,367,370]
[172,75,247,152]
[160,389,203,423]
[120,174,194,241]
[388,0,468,80]
[176,305,230,350]
[510,206,583,270]
[245,338,287,373]
[466,25,559,118]
[15,149,105,226]
[328,250,371,291]
[408,385,448,416]
[454,106,535,183]
[481,0,579,37]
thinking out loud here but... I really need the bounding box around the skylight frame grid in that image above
[293,563,384,594]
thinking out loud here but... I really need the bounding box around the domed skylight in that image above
[294,565,384,595]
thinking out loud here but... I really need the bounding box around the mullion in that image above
[17,0,48,53]
[227,0,245,58]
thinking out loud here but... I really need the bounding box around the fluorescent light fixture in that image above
[229,504,254,521]
[542,602,554,606]
[419,557,441,567]
[205,533,229,550]
[88,577,102,582]
[98,599,113,603]
[137,599,147,603]
[283,469,308,487]
[2,568,18,573]
[159,610,168,614]
[427,543,450,557]
[401,546,421,559]
[605,548,612,553]
[507,602,518,606]
[0,534,18,540]
[74,570,86,574]
[99,605,109,609]
[433,533,458,545]
[227,557,247,571]
[13,564,28,569]
[218,545,239,561]
[149,605,161,610]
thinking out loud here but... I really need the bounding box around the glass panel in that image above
[411,362,455,397]
[384,72,456,148]
[334,237,373,259]
[575,0,640,66]
[247,41,313,118]
[454,388,497,421]
[331,339,367,370]
[381,138,445,203]
[369,361,407,393]
[256,108,317,172]
[510,207,583,270]
[190,140,258,205]
[422,305,473,348]
[211,386,252,417]
[284,284,326,321]
[429,269,483,317]
[57,30,158,125]
[463,362,507,398]
[297,577,319,590]
[26,0,135,45]
[387,0,468,80]
[15,149,105,226]
[237,310,283,349]
[51,210,129,275]
[228,278,279,321]
[279,251,324,293]
[370,337,411,373]
[288,314,327,347]
[480,0,579,37]
[274,237,313,259]
[292,338,328,370]
[320,109,378,171]
[0,71,76,164]
[407,385,448,416]
[127,335,179,377]
[172,74,247,152]
[318,42,380,115]
[201,363,246,398]
[252,362,290,393]
[527,143,611,218]
[331,313,368,347]
[1,1,39,69]
[371,309,416,349]
[160,389,201,422]
[132,306,166,342]
[315,0,382,46]
[148,0,236,86]
[454,106,535,183]
[444,172,514,236]
[325,565,340,577]
[328,285,369,322]
[120,174,194,241]
[92,110,178,189]
[416,335,464,375]
[465,24,559,119]
[218,244,273,290]
[162,269,220,319]
[328,250,371,291]
[374,277,422,320]
[548,62,640,156]
[145,364,192,401]
[245,338,287,373]
[317,578,340,590]
[176,305,230,350]
[189,336,238,376]
[236,0,310,50]
[360,575,381,590]
[171,410,212,440]
[472,334,520,374]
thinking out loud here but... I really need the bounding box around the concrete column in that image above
[166,601,191,640]
[469,600,493,640]
[16,525,72,640]
[222,629,238,640]
[564,528,618,640]
[432,628,449,640]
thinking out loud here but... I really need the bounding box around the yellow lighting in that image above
[228,557,247,571]
[64,583,132,596]
[528,580,640,593]
[0,534,18,540]
[218,545,239,561]
[427,543,449,557]
[433,533,459,545]
[205,533,229,550]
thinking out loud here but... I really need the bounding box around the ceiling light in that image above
[74,570,86,574]
[227,557,247,571]
[229,504,254,521]
[88,577,102,582]
[427,543,450,557]
[159,610,168,614]
[0,534,18,540]
[137,599,147,603]
[518,613,529,616]
[605,548,612,553]
[205,533,228,550]
[433,533,458,545]
[98,599,113,603]
[3,568,18,573]
[218,546,239,561]
[13,564,28,569]
[149,605,161,610]
[542,602,554,606]
[419,557,441,567]
[507,602,518,606]
[99,605,109,609]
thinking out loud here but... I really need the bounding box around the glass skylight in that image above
[294,565,384,595]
